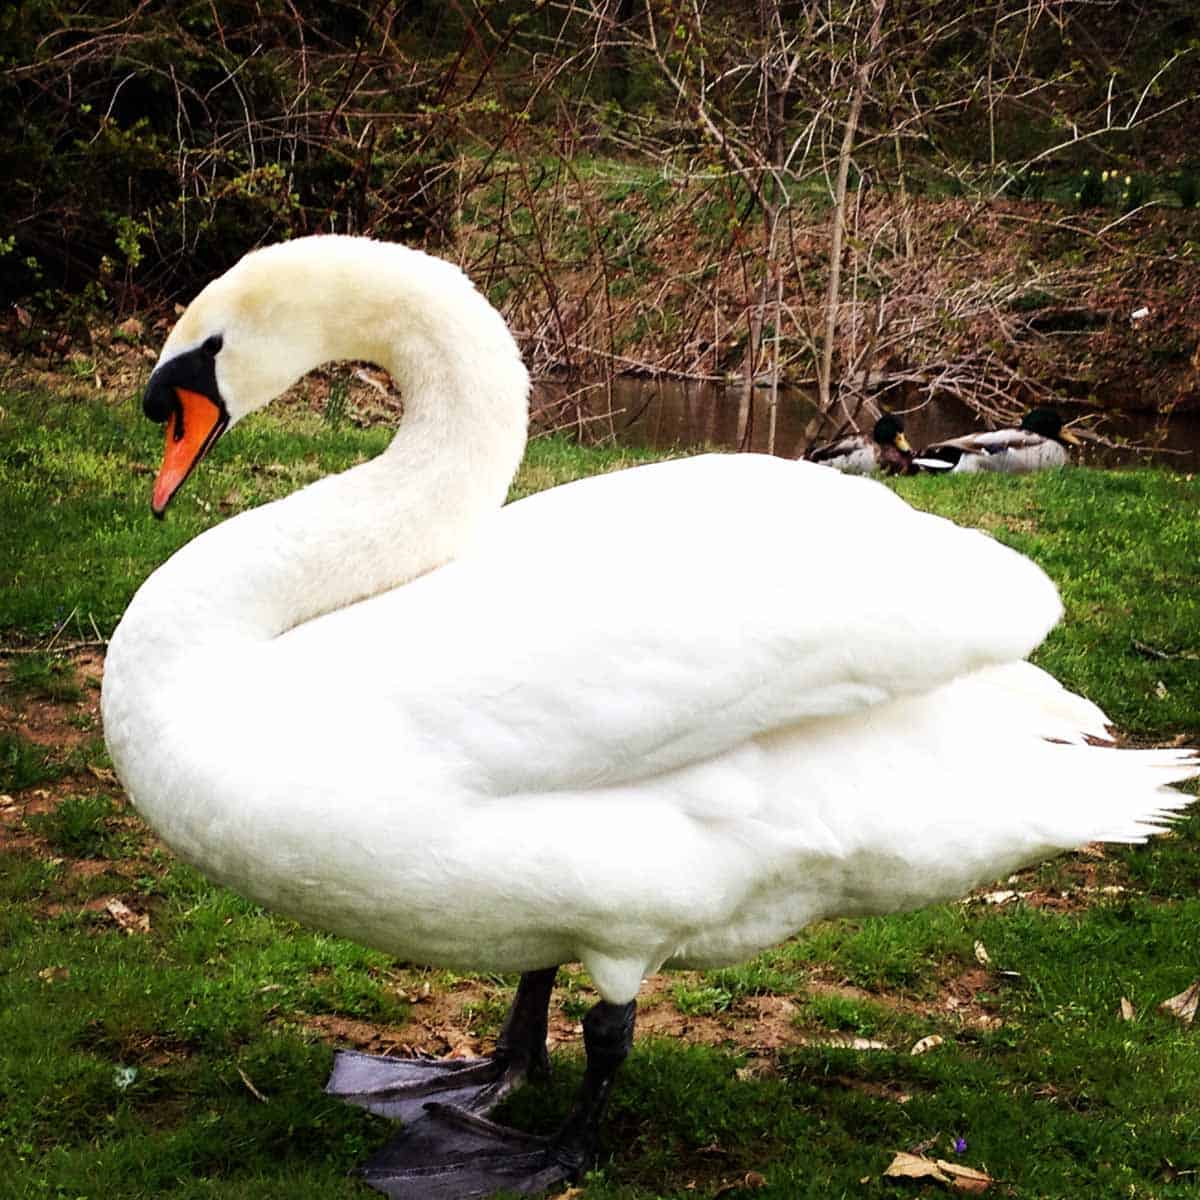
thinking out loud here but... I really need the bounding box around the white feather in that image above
[102,237,1197,1006]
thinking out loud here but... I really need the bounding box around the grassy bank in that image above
[2,384,1198,1199]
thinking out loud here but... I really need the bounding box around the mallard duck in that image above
[101,237,1195,1199]
[914,407,1081,474]
[805,413,915,475]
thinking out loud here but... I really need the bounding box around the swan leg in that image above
[357,997,637,1198]
[326,966,557,1123]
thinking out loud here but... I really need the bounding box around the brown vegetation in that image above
[3,2,1199,440]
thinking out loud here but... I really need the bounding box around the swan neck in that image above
[117,240,529,656]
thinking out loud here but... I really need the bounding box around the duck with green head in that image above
[805,413,915,476]
[915,407,1081,474]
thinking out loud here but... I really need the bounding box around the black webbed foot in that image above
[354,995,637,1200]
[325,1049,529,1124]
[358,1104,574,1199]
[325,967,558,1124]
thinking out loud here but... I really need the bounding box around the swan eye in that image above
[202,335,223,356]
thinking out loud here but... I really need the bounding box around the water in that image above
[532,377,1200,471]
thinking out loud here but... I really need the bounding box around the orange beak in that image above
[151,387,228,517]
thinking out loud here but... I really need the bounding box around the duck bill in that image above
[894,432,913,453]
[1059,428,1083,446]
[151,388,229,517]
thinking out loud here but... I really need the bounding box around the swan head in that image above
[141,330,229,516]
[140,236,529,519]
[142,260,312,516]
[141,240,363,516]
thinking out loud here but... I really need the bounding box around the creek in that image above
[532,378,1200,471]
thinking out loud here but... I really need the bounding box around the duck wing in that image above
[805,435,878,474]
[921,427,1044,463]
[806,433,865,461]
[273,455,1061,793]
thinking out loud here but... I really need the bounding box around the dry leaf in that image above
[87,764,119,786]
[1158,980,1200,1025]
[1119,997,1136,1022]
[104,898,150,935]
[884,1153,992,1193]
[936,1160,993,1194]
[981,890,1022,906]
[38,966,70,983]
[973,940,991,966]
[885,1152,952,1184]
[911,1034,945,1056]
[714,1172,767,1196]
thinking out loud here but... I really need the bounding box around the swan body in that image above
[916,407,1079,474]
[101,237,1195,1192]
[806,413,915,475]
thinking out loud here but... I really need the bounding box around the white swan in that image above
[101,236,1196,1198]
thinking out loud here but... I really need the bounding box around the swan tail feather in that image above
[1054,744,1198,845]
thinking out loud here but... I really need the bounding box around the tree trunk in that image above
[819,0,886,423]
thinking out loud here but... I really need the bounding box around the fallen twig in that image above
[0,639,108,657]
[1132,639,1200,662]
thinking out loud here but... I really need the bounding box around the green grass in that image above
[0,383,659,638]
[1,380,1198,1198]
[0,729,67,792]
[891,469,1200,734]
[8,653,84,702]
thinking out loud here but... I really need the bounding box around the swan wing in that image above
[275,454,1062,792]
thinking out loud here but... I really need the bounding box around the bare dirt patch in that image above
[966,842,1140,915]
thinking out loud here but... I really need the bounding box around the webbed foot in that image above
[355,996,637,1200]
[358,1104,578,1199]
[326,967,558,1123]
[326,1048,532,1123]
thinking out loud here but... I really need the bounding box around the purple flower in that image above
[953,1136,968,1155]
